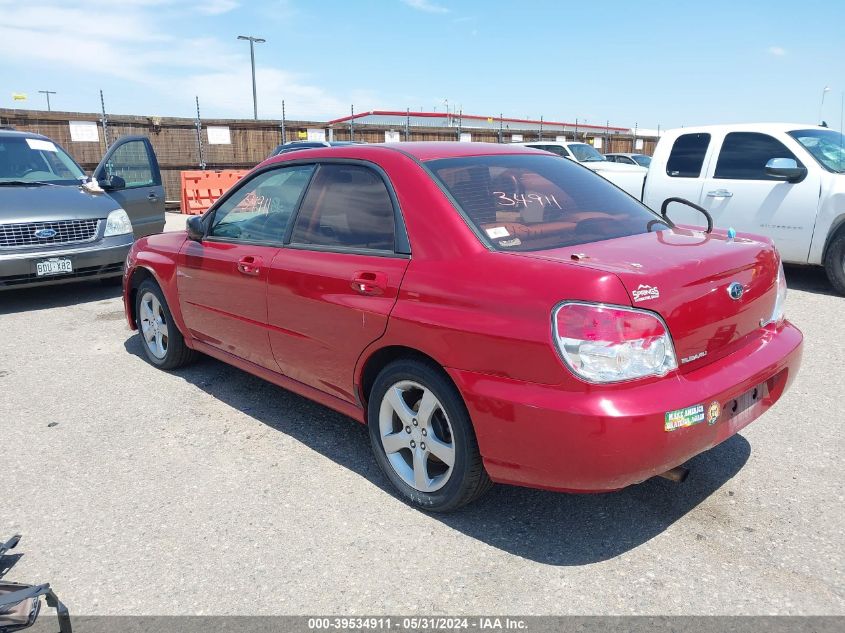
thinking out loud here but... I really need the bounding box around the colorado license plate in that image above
[36,258,73,277]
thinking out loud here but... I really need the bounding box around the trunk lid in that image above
[519,227,780,371]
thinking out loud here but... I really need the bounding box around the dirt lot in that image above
[1,251,842,615]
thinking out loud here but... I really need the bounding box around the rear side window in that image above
[528,144,569,158]
[666,133,710,177]
[427,154,661,252]
[290,164,396,252]
[715,132,800,180]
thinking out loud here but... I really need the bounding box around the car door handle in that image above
[351,271,387,296]
[237,255,262,276]
[706,189,733,198]
[147,192,159,202]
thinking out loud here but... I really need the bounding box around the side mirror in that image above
[765,158,807,183]
[186,215,206,241]
[98,174,126,190]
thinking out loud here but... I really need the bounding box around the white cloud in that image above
[197,0,240,15]
[402,0,449,14]
[767,46,787,56]
[0,0,374,119]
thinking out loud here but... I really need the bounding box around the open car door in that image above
[94,136,165,238]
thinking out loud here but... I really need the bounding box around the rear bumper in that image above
[0,236,131,290]
[447,321,803,492]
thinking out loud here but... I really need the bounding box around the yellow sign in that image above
[487,117,493,123]
[12,93,27,101]
[297,130,307,139]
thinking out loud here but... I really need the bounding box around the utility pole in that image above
[237,35,266,119]
[350,104,355,142]
[539,115,543,141]
[38,90,56,111]
[405,107,410,142]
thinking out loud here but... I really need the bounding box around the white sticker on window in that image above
[26,138,57,152]
[485,227,510,239]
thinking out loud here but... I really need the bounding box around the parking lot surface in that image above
[1,235,843,614]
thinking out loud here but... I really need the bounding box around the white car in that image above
[605,152,652,167]
[516,141,647,198]
[642,123,845,293]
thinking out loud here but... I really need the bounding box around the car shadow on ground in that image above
[784,265,837,296]
[0,281,122,316]
[124,334,750,566]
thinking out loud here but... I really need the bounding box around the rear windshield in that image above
[0,137,85,184]
[427,154,661,252]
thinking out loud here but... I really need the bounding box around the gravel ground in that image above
[1,228,842,615]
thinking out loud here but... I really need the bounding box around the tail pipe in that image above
[658,466,689,483]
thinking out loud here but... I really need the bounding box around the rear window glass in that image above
[666,133,710,177]
[426,154,661,252]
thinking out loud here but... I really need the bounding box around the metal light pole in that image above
[237,35,265,119]
[819,86,830,124]
[38,90,56,111]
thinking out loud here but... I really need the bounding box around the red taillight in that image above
[553,302,678,383]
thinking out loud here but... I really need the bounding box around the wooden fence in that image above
[1,108,657,205]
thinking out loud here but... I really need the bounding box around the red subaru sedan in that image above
[123,143,803,511]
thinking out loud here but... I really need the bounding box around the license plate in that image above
[36,258,73,277]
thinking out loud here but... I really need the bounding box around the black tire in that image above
[823,232,845,296]
[134,279,197,370]
[367,358,492,512]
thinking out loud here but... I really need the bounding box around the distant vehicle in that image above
[643,123,845,294]
[515,141,647,198]
[269,140,359,158]
[605,152,652,168]
[124,142,801,511]
[0,130,164,290]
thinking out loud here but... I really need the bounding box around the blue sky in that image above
[1,0,843,130]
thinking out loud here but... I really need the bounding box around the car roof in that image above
[262,141,548,166]
[0,129,51,140]
[662,123,829,136]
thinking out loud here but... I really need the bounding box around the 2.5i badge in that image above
[664,404,705,432]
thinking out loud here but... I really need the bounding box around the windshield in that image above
[632,154,652,167]
[427,154,662,252]
[788,129,845,173]
[0,137,86,184]
[568,143,605,162]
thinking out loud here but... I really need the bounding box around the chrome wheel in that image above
[378,380,455,493]
[139,291,169,360]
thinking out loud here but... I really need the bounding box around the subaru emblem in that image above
[727,282,744,300]
[33,228,57,239]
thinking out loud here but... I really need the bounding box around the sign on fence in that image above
[69,121,99,142]
[384,130,401,143]
[206,126,231,145]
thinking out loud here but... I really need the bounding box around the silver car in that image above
[0,130,164,290]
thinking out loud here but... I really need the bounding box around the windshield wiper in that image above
[0,180,61,187]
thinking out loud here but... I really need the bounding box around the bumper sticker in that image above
[707,401,721,425]
[664,404,705,432]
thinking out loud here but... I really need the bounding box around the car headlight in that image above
[763,260,787,326]
[552,301,678,383]
[104,208,133,237]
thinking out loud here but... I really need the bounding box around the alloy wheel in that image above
[378,380,455,493]
[139,291,169,360]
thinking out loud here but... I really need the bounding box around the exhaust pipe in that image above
[658,466,689,483]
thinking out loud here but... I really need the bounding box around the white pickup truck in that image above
[641,123,845,294]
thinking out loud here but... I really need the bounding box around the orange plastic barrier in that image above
[180,170,248,215]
